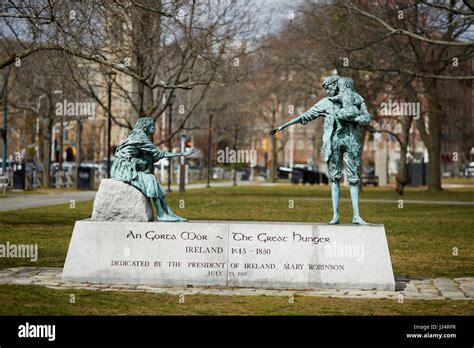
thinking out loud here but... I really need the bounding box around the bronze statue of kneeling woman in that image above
[111,117,196,222]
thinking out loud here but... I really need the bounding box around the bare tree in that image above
[332,1,474,191]
[288,1,474,191]
[8,50,77,187]
[0,0,258,186]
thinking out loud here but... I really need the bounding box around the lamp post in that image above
[107,71,117,178]
[167,93,176,192]
[53,90,63,172]
[206,111,214,188]
[2,68,8,184]
[179,133,186,193]
[34,94,47,189]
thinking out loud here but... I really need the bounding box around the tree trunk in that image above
[415,81,443,192]
[395,117,412,195]
[233,128,238,186]
[425,94,443,192]
[359,127,367,193]
[270,104,278,183]
[271,133,277,183]
[41,117,53,188]
[75,120,82,189]
[427,139,442,191]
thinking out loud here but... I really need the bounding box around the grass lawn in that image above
[1,285,473,315]
[0,185,473,315]
[441,177,474,185]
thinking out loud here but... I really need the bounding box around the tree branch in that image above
[363,124,403,146]
[345,64,474,80]
[420,0,474,16]
[130,1,173,18]
[339,1,474,47]
[0,44,196,89]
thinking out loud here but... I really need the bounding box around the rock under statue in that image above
[111,117,196,222]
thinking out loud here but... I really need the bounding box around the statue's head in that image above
[134,117,156,135]
[338,76,354,92]
[322,75,340,97]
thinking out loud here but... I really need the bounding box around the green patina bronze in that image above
[111,117,196,222]
[270,75,372,224]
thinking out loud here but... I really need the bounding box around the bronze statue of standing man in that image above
[270,75,371,224]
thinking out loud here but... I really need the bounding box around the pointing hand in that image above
[269,127,282,135]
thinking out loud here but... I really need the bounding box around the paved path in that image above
[0,191,97,211]
[0,181,254,212]
[442,183,474,189]
[1,267,473,300]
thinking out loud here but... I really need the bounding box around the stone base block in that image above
[62,220,395,290]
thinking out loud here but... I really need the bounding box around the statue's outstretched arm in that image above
[269,116,302,135]
[140,138,198,162]
[269,100,326,135]
[162,148,198,159]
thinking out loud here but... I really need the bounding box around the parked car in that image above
[362,174,379,186]
[212,167,224,180]
[362,166,379,186]
[466,162,474,178]
[0,159,15,176]
[287,166,328,185]
[25,163,43,174]
[81,160,109,177]
[278,167,292,179]
[236,169,250,181]
[51,161,76,174]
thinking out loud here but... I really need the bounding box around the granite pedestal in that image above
[62,220,395,290]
